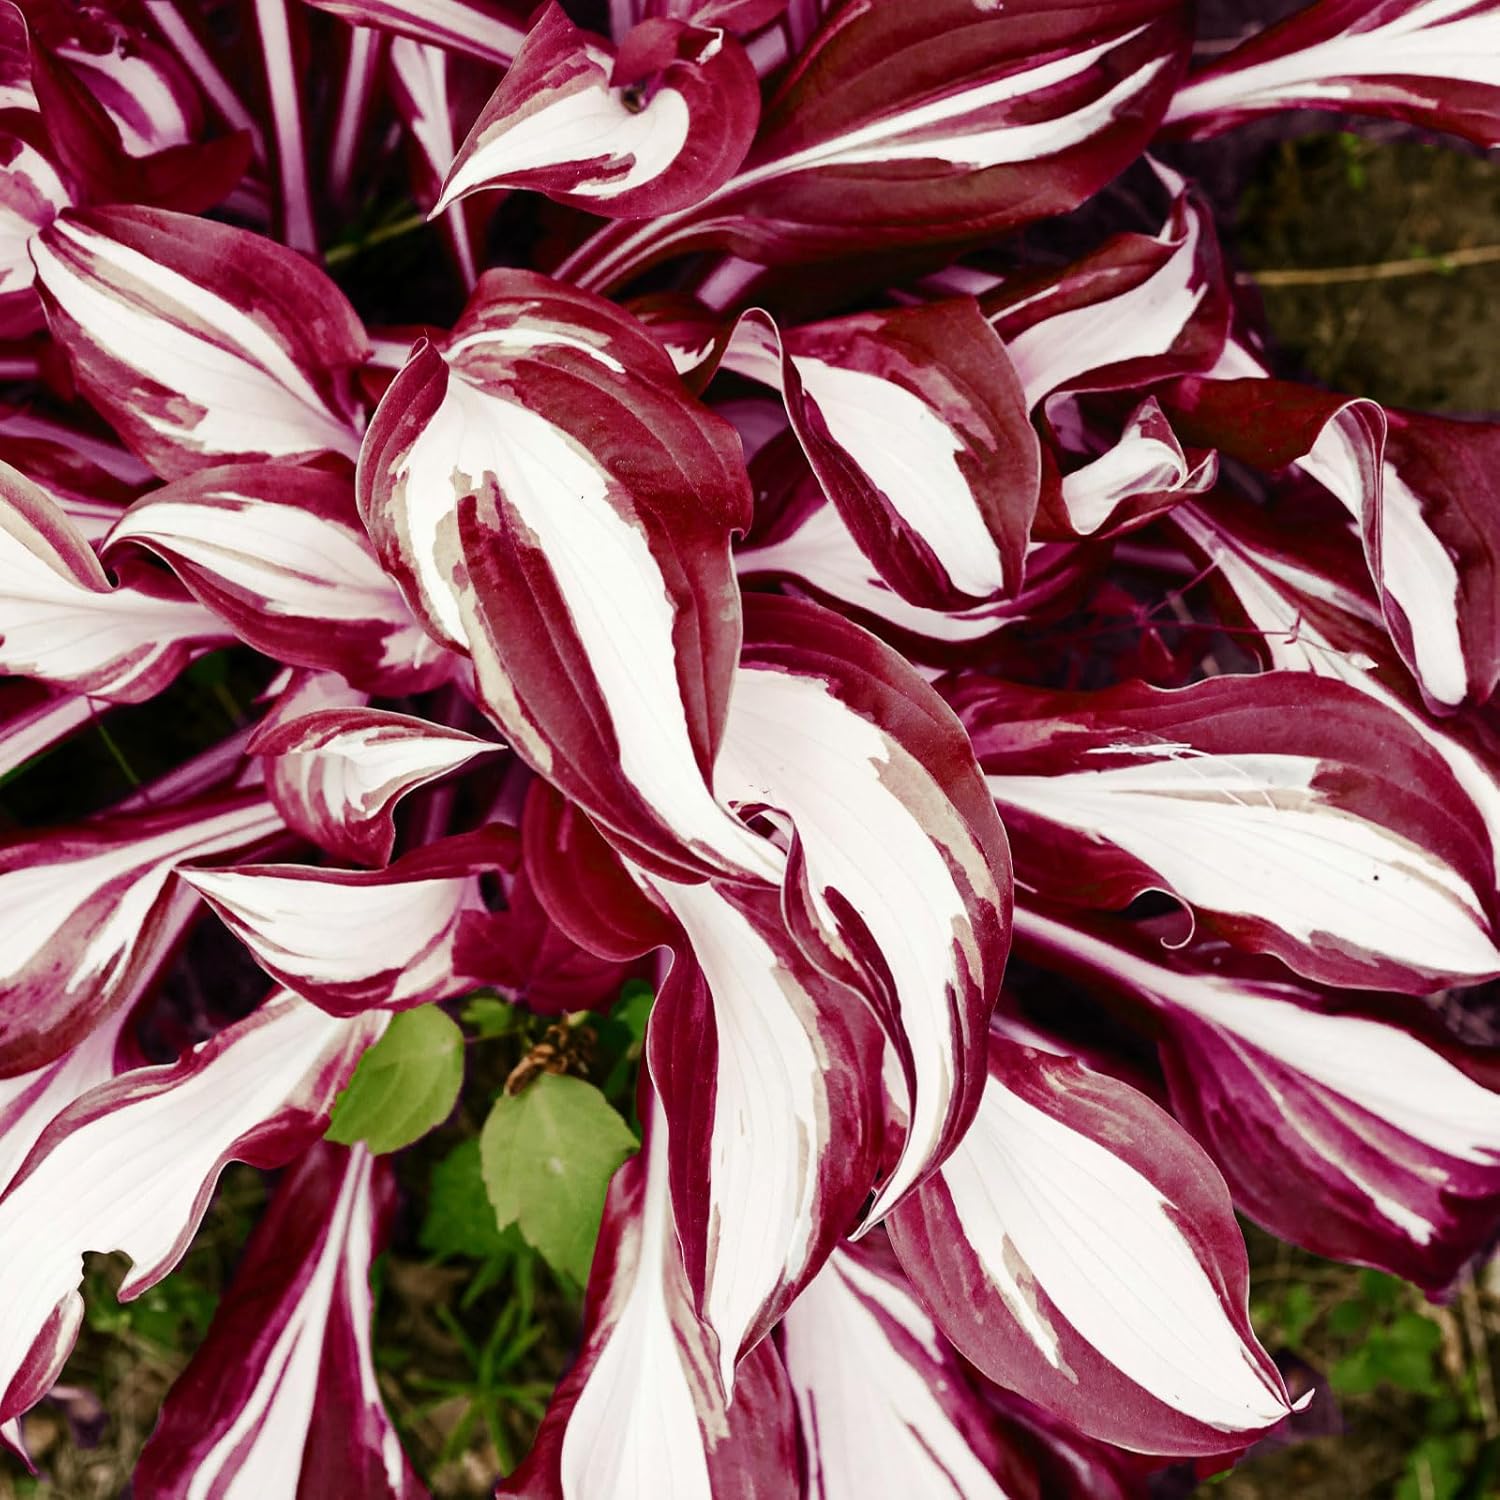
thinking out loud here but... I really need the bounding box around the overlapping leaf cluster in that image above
[3,0,1500,1495]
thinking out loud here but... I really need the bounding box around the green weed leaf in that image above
[326,1005,465,1154]
[421,1139,519,1260]
[480,1074,638,1286]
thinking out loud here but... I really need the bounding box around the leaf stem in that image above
[325,210,432,267]
[1240,243,1500,288]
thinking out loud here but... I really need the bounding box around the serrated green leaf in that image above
[326,1005,464,1154]
[480,1074,638,1286]
[421,1140,521,1260]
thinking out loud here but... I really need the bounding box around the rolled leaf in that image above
[718,595,1011,1224]
[182,833,509,1015]
[498,1101,798,1498]
[358,270,779,882]
[1045,397,1215,540]
[644,874,883,1391]
[436,4,760,219]
[251,706,501,867]
[1165,375,1500,714]
[780,1241,1049,1500]
[726,299,1040,609]
[984,169,1228,409]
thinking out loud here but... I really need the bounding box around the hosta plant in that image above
[3,0,1500,1495]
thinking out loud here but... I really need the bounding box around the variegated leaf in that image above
[1016,904,1500,1297]
[951,670,1500,993]
[0,460,230,701]
[781,1241,1049,1500]
[498,1100,798,1499]
[133,1143,426,1499]
[887,1035,1296,1456]
[0,790,282,1075]
[105,462,452,693]
[357,269,778,883]
[303,0,527,65]
[1165,0,1500,148]
[644,875,883,1391]
[436,3,760,219]
[983,167,1228,409]
[0,994,383,1426]
[725,299,1039,609]
[717,595,1011,1224]
[561,0,1192,288]
[250,707,501,867]
[1166,375,1500,713]
[182,834,507,1015]
[32,206,368,478]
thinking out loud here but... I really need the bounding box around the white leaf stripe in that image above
[716,618,1007,1227]
[1054,398,1215,537]
[1170,499,1500,874]
[736,496,1018,647]
[646,875,878,1394]
[189,1152,371,1496]
[770,298,1038,608]
[1166,0,1500,131]
[183,860,484,1013]
[0,1011,127,1197]
[304,0,526,66]
[32,209,366,475]
[140,0,266,157]
[782,1249,1026,1500]
[955,671,1500,991]
[986,751,1500,980]
[654,879,821,1390]
[0,462,229,702]
[450,374,779,882]
[0,689,95,782]
[756,31,1169,177]
[1296,400,1473,710]
[501,1095,796,1499]
[360,286,778,883]
[0,996,380,1425]
[938,1061,1287,1430]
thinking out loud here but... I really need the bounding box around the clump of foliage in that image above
[4,1,1500,1497]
